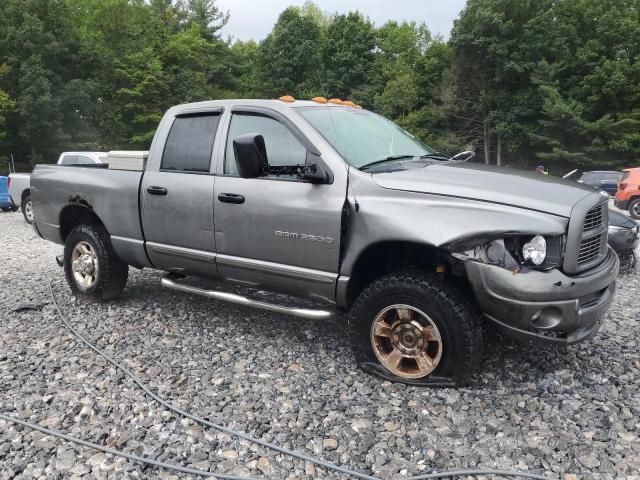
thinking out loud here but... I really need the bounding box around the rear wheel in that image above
[64,223,128,301]
[349,271,483,386]
[21,195,33,224]
[629,198,640,220]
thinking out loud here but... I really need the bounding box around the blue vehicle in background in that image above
[0,176,17,211]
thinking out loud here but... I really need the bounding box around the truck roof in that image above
[167,98,363,116]
[60,151,107,156]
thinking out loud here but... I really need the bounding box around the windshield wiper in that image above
[359,155,417,171]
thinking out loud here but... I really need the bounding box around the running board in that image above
[160,276,335,320]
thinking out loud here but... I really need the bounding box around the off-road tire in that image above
[628,198,640,220]
[349,270,483,386]
[21,195,33,224]
[64,223,128,301]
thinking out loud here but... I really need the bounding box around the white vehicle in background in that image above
[9,152,108,224]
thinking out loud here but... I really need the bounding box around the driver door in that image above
[213,109,346,302]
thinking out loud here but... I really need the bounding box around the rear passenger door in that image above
[141,111,222,277]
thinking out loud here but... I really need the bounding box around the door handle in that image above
[147,186,168,196]
[218,193,245,204]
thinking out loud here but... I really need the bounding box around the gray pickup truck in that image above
[31,99,619,386]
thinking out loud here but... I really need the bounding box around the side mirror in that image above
[301,152,332,184]
[300,163,328,184]
[233,133,268,178]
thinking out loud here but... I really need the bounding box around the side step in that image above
[160,276,335,320]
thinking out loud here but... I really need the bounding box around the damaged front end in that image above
[451,235,564,273]
[447,232,619,345]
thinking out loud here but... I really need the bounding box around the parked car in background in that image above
[9,152,107,224]
[615,167,640,220]
[575,170,623,196]
[608,209,639,271]
[0,176,17,211]
[30,98,619,386]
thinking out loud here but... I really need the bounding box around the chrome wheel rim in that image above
[632,202,640,217]
[71,241,98,288]
[25,201,33,221]
[370,304,443,379]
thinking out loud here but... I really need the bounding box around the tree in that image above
[527,0,640,169]
[230,40,261,97]
[184,0,229,40]
[257,6,323,98]
[321,12,375,100]
[0,0,80,164]
[0,65,15,142]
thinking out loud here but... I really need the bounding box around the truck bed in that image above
[31,164,147,266]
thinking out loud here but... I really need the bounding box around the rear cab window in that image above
[161,113,221,173]
[59,154,78,165]
[76,155,96,164]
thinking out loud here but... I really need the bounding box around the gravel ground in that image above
[1,210,639,480]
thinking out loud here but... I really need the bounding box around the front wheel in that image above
[64,223,128,301]
[21,195,33,224]
[628,198,640,220]
[349,271,483,386]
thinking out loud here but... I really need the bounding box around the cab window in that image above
[161,114,221,173]
[59,154,79,165]
[224,113,307,176]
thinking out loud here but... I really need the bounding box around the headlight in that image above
[456,235,563,271]
[522,235,546,265]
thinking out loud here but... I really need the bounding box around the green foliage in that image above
[0,65,16,142]
[1,0,638,171]
[321,12,375,99]
[449,0,640,169]
[257,7,323,98]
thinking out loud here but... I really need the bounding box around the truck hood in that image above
[371,162,598,217]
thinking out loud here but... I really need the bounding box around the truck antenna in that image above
[316,70,345,166]
[316,70,357,206]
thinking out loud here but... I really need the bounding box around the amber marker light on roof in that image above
[278,95,295,102]
[343,100,356,107]
[328,98,344,105]
[311,96,328,103]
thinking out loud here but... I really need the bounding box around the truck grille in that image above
[578,235,603,265]
[563,196,609,274]
[583,205,603,231]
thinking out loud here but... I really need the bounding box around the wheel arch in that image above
[341,240,462,308]
[59,197,105,242]
[21,188,31,202]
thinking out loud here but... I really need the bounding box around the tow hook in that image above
[55,255,64,267]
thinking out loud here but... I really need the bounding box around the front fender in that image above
[340,176,568,277]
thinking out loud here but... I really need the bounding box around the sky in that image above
[215,0,468,43]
